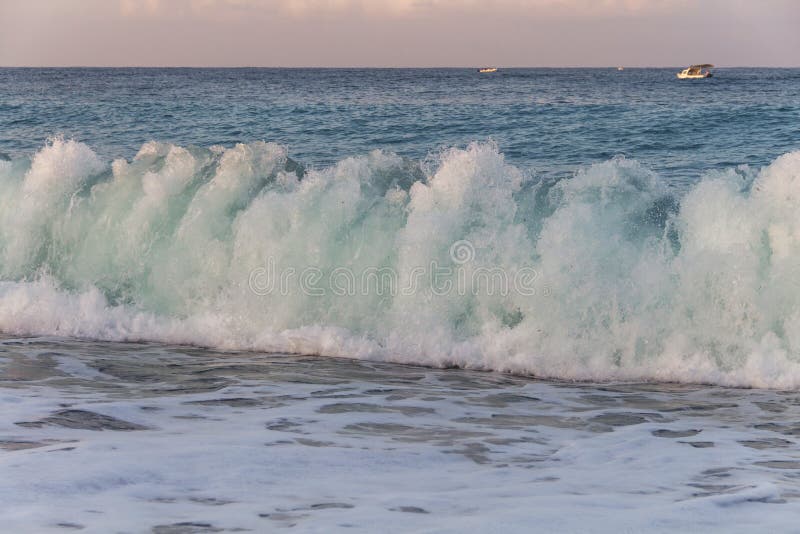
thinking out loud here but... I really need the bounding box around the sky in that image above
[1,0,798,67]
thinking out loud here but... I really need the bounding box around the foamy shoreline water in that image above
[3,337,800,533]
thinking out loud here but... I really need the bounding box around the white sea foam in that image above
[3,138,800,388]
[2,342,799,533]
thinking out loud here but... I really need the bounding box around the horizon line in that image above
[2,65,799,69]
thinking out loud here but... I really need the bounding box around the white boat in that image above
[677,64,713,79]
[478,67,498,73]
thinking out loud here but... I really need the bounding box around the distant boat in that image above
[617,67,624,71]
[478,68,498,73]
[677,64,714,79]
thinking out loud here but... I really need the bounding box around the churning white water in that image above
[3,138,800,388]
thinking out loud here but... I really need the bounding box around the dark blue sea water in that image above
[2,68,798,185]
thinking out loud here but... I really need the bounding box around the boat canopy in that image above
[689,64,714,69]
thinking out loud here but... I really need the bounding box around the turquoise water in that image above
[1,68,800,387]
[2,68,798,184]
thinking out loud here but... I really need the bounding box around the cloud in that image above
[315,0,687,18]
[115,0,688,19]
[119,0,162,17]
[3,0,796,66]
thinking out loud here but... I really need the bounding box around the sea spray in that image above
[2,137,800,388]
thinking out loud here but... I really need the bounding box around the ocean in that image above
[1,68,800,532]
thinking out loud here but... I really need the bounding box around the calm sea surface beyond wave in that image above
[2,68,798,185]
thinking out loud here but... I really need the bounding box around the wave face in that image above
[3,138,800,388]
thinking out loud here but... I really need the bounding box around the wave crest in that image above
[2,138,800,388]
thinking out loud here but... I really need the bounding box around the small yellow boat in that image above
[478,68,498,73]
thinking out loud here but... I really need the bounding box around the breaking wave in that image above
[3,137,800,388]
